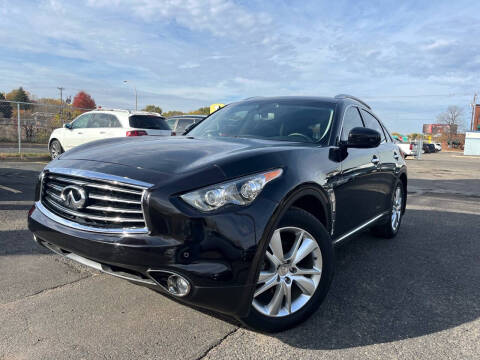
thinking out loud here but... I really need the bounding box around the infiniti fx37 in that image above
[29,95,407,332]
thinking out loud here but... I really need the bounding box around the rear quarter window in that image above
[129,115,170,130]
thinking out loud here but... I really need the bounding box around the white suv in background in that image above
[48,109,171,159]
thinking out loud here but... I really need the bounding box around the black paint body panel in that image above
[28,96,407,317]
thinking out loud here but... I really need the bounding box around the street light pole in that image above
[123,80,138,111]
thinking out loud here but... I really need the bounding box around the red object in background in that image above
[410,143,414,150]
[474,104,480,131]
[126,130,148,136]
[72,91,96,109]
[28,204,35,217]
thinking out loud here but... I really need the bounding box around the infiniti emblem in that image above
[60,185,87,210]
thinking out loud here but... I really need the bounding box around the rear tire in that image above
[49,140,63,160]
[371,181,404,239]
[241,207,334,332]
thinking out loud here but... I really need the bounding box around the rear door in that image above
[334,106,382,237]
[89,113,124,140]
[129,115,171,136]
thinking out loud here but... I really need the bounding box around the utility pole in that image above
[471,93,477,131]
[57,87,65,124]
[123,81,138,110]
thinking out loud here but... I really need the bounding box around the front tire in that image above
[241,207,334,332]
[49,140,63,160]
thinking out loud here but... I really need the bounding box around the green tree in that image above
[0,92,13,118]
[142,105,163,114]
[162,110,184,118]
[188,106,210,115]
[6,87,32,109]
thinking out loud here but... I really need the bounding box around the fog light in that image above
[167,274,190,297]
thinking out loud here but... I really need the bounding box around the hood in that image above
[58,136,303,178]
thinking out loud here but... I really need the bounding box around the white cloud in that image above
[0,0,479,133]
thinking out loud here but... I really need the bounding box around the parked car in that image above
[396,141,415,157]
[48,109,171,159]
[166,115,206,135]
[29,95,407,332]
[422,143,436,153]
[434,143,442,151]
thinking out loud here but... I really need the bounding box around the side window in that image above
[341,107,364,141]
[89,113,121,128]
[381,124,393,142]
[361,110,386,143]
[166,118,177,130]
[107,114,121,128]
[176,119,194,133]
[71,114,91,129]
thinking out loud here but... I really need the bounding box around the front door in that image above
[333,106,384,238]
[63,113,92,150]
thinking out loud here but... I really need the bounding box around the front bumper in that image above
[28,196,278,317]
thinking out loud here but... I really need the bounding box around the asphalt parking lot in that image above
[1,152,479,360]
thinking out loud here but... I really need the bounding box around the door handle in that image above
[371,155,380,165]
[77,132,83,135]
[99,131,106,134]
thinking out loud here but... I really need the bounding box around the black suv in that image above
[28,95,407,332]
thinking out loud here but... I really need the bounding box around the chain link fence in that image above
[0,100,92,154]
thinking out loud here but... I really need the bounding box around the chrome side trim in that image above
[35,201,149,234]
[333,212,388,245]
[44,167,153,189]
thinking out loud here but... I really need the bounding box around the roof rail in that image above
[334,94,371,109]
[95,108,131,113]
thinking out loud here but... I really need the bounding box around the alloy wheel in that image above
[253,227,323,317]
[50,142,61,159]
[391,186,402,231]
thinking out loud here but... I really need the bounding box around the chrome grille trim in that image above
[44,197,145,223]
[49,175,144,195]
[38,168,153,234]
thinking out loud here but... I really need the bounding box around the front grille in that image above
[40,169,150,233]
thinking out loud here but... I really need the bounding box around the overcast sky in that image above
[1,0,479,133]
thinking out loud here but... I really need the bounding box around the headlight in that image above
[180,169,283,211]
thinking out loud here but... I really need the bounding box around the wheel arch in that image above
[242,183,333,318]
[398,170,407,213]
[49,137,64,152]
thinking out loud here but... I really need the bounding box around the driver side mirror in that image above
[64,123,72,129]
[344,127,381,148]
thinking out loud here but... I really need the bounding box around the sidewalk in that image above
[0,142,48,154]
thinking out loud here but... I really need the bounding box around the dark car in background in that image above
[423,143,437,153]
[28,95,407,332]
[166,114,206,135]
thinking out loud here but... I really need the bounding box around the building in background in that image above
[464,132,480,155]
[422,123,458,136]
[472,104,480,131]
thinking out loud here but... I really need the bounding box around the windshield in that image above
[129,115,170,130]
[188,100,335,144]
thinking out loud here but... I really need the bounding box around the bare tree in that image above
[436,106,464,145]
